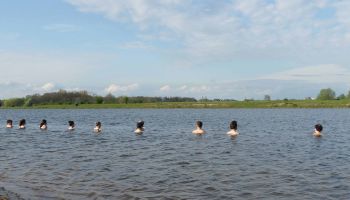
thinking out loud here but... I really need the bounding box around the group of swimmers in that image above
[192,120,323,137]
[191,120,239,136]
[5,119,323,137]
[5,119,145,134]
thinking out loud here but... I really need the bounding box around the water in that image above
[0,109,350,199]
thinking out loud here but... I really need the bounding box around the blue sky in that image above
[1,0,350,99]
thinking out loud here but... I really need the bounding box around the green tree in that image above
[95,96,104,104]
[317,88,336,100]
[264,95,271,101]
[74,97,81,106]
[4,98,25,107]
[122,96,129,104]
[337,94,346,100]
[104,93,116,104]
[24,97,33,107]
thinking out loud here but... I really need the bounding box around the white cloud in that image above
[260,64,350,83]
[66,0,350,63]
[41,82,56,92]
[334,1,350,26]
[148,64,350,99]
[159,85,171,92]
[0,32,21,41]
[64,87,82,91]
[121,41,154,50]
[159,84,211,95]
[178,85,188,90]
[0,51,114,85]
[43,24,80,32]
[0,82,59,98]
[188,85,211,93]
[105,83,139,94]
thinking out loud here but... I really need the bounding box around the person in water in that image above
[68,121,75,130]
[6,120,13,128]
[94,121,102,133]
[313,124,323,137]
[19,119,26,129]
[227,120,239,136]
[40,119,47,130]
[134,121,145,134]
[192,121,206,134]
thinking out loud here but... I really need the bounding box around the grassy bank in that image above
[1,100,350,109]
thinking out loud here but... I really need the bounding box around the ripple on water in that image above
[1,109,350,199]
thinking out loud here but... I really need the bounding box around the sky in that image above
[1,0,350,100]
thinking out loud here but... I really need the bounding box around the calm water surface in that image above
[0,109,350,199]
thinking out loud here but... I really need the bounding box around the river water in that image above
[0,109,349,199]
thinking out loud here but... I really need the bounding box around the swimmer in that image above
[313,124,323,137]
[192,121,206,135]
[6,119,13,128]
[19,119,26,129]
[227,120,239,136]
[40,119,47,130]
[68,121,75,130]
[94,121,102,133]
[134,121,144,134]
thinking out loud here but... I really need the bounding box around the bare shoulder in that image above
[227,130,239,136]
[313,133,322,137]
[193,129,205,134]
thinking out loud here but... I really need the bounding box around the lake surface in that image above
[0,109,350,199]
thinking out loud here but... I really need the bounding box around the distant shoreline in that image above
[1,100,350,109]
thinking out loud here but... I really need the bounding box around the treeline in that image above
[1,88,348,108]
[0,90,198,107]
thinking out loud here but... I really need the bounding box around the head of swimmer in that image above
[68,121,75,128]
[230,121,237,131]
[96,121,101,128]
[19,119,26,127]
[315,124,323,132]
[40,119,47,127]
[136,121,144,129]
[196,121,203,129]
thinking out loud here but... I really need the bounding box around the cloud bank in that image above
[1,1,350,99]
[105,83,139,94]
[66,0,350,62]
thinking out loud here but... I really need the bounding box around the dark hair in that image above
[196,121,203,129]
[137,121,144,129]
[40,119,47,127]
[315,124,323,132]
[68,121,75,127]
[96,121,101,127]
[19,119,26,126]
[230,121,237,130]
[7,119,12,124]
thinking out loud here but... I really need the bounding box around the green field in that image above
[2,100,350,109]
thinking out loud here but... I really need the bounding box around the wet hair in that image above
[68,121,75,127]
[196,121,203,129]
[7,119,13,125]
[19,119,26,126]
[137,121,144,129]
[40,119,47,127]
[96,121,101,128]
[315,124,323,132]
[230,121,238,130]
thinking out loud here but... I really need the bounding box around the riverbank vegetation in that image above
[1,88,350,109]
